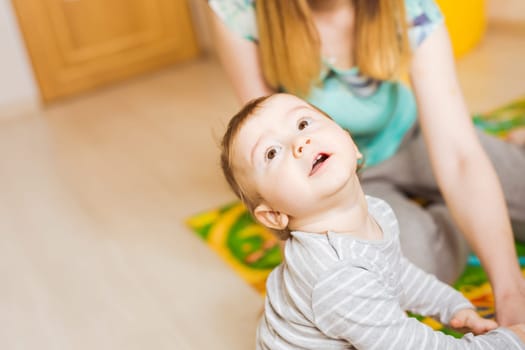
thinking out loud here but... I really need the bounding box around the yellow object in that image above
[422,317,444,331]
[436,0,486,58]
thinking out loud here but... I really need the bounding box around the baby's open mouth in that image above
[310,153,330,175]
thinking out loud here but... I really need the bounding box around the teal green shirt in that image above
[209,0,444,166]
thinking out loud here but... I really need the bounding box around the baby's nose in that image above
[293,138,311,157]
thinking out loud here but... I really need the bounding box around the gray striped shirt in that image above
[256,196,525,349]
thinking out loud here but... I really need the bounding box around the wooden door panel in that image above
[48,0,161,62]
[12,0,200,103]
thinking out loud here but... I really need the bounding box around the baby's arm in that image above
[397,255,475,326]
[312,264,525,349]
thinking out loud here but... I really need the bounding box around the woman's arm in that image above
[409,24,525,326]
[207,7,275,104]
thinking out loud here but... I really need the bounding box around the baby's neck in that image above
[289,185,383,240]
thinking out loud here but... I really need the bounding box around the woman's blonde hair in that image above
[256,0,410,97]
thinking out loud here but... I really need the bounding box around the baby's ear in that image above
[354,143,363,160]
[254,204,289,230]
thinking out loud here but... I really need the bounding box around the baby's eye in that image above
[298,118,311,130]
[265,147,279,161]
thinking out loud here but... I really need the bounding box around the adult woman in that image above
[208,0,525,325]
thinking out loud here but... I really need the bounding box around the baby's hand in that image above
[450,309,498,335]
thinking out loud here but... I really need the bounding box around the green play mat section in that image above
[187,97,525,337]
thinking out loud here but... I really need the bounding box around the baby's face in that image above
[232,94,361,219]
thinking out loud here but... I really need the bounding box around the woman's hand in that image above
[450,309,498,335]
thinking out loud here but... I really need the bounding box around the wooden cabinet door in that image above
[12,0,200,103]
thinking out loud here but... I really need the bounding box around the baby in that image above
[220,93,525,349]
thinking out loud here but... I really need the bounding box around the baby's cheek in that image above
[267,179,309,211]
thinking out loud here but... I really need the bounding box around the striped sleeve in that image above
[311,264,525,349]
[397,255,474,324]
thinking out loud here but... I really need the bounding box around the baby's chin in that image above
[323,170,356,194]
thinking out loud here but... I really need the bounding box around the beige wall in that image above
[0,0,39,118]
[487,0,525,24]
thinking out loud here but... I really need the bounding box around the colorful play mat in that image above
[187,97,525,337]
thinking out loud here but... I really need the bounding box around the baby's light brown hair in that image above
[220,94,292,240]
